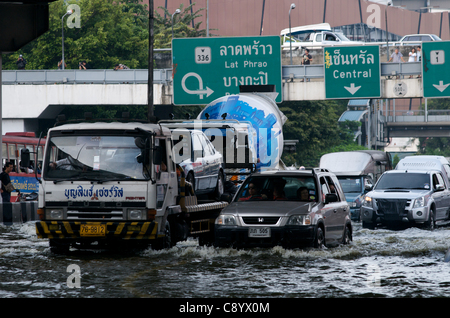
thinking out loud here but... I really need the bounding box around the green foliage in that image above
[416,98,450,156]
[393,154,400,167]
[280,100,367,167]
[154,3,208,49]
[1,0,208,70]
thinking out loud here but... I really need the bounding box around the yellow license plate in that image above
[80,224,106,237]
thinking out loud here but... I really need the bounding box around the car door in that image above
[322,32,339,45]
[431,173,444,220]
[198,133,215,189]
[204,135,222,190]
[191,132,209,191]
[320,176,341,243]
[330,175,348,240]
[433,172,448,220]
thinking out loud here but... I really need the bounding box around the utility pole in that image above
[147,0,154,122]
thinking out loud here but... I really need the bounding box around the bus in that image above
[2,132,45,201]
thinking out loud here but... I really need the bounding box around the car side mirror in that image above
[325,193,338,204]
[435,184,445,192]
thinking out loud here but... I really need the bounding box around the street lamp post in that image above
[172,9,181,41]
[289,3,296,65]
[385,1,391,62]
[62,9,73,70]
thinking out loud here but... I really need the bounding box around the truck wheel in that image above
[153,222,172,250]
[49,239,70,254]
[313,226,325,248]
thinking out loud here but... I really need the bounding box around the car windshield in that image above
[335,33,351,41]
[235,175,317,202]
[431,34,442,41]
[43,134,150,181]
[375,173,430,190]
[338,177,363,193]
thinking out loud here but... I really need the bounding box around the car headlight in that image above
[363,196,373,208]
[413,196,425,208]
[128,209,145,220]
[46,208,63,220]
[287,215,311,226]
[216,214,236,226]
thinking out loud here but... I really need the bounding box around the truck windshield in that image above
[375,173,430,190]
[338,177,363,193]
[43,134,150,181]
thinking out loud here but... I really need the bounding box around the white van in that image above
[396,155,450,187]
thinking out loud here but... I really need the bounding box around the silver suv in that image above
[361,169,450,229]
[214,169,352,248]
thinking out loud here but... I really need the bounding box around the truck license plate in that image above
[248,227,271,238]
[80,224,106,237]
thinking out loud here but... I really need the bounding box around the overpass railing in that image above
[282,62,421,81]
[2,62,421,85]
[385,109,450,123]
[1,68,173,85]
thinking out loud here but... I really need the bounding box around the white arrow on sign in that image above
[344,83,361,95]
[433,80,450,93]
[181,72,214,99]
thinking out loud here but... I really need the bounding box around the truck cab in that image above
[320,150,392,221]
[34,121,228,252]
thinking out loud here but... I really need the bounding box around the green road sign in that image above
[422,41,450,98]
[172,36,282,105]
[324,45,380,99]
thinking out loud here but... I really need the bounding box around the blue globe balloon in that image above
[198,94,286,170]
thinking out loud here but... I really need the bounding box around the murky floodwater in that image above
[1,221,450,298]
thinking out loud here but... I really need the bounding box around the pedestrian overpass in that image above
[2,65,450,146]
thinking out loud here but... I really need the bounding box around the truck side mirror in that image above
[135,137,149,165]
[21,148,30,168]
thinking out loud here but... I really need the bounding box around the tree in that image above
[2,0,209,70]
[153,3,208,49]
[280,100,367,167]
[416,98,450,156]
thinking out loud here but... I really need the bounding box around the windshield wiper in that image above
[383,187,407,190]
[53,175,92,184]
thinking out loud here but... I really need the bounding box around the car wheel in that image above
[342,225,352,245]
[214,171,224,200]
[424,209,436,231]
[313,226,325,248]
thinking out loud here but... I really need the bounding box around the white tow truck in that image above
[32,121,229,252]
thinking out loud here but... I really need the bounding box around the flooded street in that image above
[1,221,450,298]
